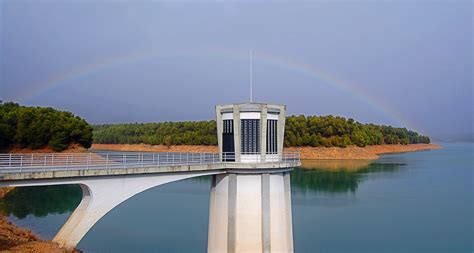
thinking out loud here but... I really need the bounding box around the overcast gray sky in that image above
[1,0,472,139]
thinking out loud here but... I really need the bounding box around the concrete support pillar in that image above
[276,106,286,156]
[233,105,241,162]
[216,106,224,161]
[208,171,294,253]
[260,106,268,162]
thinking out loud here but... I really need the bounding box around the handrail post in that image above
[20,156,23,173]
[66,155,69,171]
[106,153,109,169]
[44,156,47,172]
[123,154,126,169]
[52,153,54,167]
[8,154,11,167]
[31,154,34,167]
[141,153,144,168]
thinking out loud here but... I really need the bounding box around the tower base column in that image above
[208,170,294,253]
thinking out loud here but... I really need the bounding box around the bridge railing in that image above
[221,152,300,165]
[0,152,220,173]
[0,152,300,173]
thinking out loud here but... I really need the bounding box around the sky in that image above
[0,0,472,139]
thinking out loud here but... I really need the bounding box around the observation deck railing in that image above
[0,152,300,173]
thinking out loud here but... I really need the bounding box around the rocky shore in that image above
[91,143,441,160]
[285,143,441,160]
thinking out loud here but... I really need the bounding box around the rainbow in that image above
[20,47,419,132]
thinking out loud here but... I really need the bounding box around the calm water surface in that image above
[1,143,472,252]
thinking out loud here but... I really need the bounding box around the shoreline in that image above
[90,143,442,160]
[286,143,441,160]
[0,187,80,252]
[0,210,80,253]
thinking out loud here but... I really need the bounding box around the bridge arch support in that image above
[52,171,222,248]
[2,171,222,249]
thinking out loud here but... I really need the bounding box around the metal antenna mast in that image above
[250,50,253,102]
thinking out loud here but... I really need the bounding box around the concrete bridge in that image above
[0,102,301,253]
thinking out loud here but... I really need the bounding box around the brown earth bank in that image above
[0,215,81,253]
[91,143,441,160]
[286,143,442,160]
[7,143,88,154]
[91,143,218,153]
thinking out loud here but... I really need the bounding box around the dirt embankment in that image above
[91,143,218,153]
[0,215,80,253]
[7,143,88,154]
[91,143,441,160]
[286,143,441,160]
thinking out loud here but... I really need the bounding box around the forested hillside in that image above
[93,121,217,146]
[94,115,430,148]
[0,102,93,151]
[284,115,430,147]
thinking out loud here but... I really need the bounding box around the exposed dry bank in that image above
[285,143,441,160]
[0,214,80,253]
[91,143,441,160]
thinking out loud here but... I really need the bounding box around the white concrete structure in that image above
[216,103,286,164]
[208,171,293,253]
[0,102,299,252]
[211,102,294,253]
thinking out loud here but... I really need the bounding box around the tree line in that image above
[94,115,430,148]
[284,115,430,147]
[0,102,93,151]
[93,121,217,146]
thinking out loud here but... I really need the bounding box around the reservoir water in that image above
[1,143,472,252]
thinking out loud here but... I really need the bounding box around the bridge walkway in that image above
[0,152,300,182]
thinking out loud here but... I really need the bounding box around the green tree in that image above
[0,102,93,151]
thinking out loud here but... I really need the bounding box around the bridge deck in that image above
[0,152,300,181]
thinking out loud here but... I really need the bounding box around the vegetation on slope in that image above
[0,102,93,151]
[284,115,430,147]
[94,121,217,146]
[93,115,430,148]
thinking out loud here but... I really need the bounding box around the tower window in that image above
[266,120,278,154]
[222,120,235,160]
[241,119,260,154]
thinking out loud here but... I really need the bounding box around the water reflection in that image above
[0,160,404,219]
[292,160,404,194]
[0,185,82,219]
